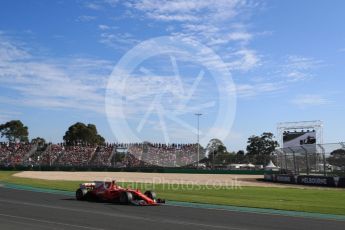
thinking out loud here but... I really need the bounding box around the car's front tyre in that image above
[144,191,157,201]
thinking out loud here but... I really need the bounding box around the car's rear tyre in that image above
[120,192,133,204]
[144,191,156,200]
[76,188,88,201]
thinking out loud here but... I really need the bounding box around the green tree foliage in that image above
[328,149,345,168]
[213,151,237,165]
[31,137,46,147]
[63,122,105,146]
[234,150,247,164]
[206,139,227,155]
[206,139,228,167]
[0,120,29,142]
[246,132,279,165]
[31,137,47,152]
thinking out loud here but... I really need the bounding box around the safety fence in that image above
[273,143,345,176]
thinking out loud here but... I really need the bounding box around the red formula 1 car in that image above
[75,180,165,206]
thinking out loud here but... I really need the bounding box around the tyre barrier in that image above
[264,174,344,188]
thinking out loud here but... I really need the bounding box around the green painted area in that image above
[2,182,74,196]
[1,171,345,217]
[0,171,84,192]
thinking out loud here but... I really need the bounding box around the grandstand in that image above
[89,145,114,167]
[0,142,203,169]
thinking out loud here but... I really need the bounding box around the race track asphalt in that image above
[0,187,344,230]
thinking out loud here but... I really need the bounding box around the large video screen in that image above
[283,130,316,148]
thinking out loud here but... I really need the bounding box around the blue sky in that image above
[0,0,344,151]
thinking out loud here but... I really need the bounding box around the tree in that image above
[234,150,247,164]
[206,139,227,168]
[214,151,236,165]
[246,132,279,165]
[237,150,245,156]
[63,122,105,146]
[0,120,29,142]
[31,137,46,145]
[328,149,345,168]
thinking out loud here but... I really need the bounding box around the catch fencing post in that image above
[318,144,326,176]
[284,150,288,171]
[301,146,309,175]
[341,142,345,174]
[288,147,296,174]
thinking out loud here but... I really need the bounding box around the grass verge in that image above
[1,171,345,215]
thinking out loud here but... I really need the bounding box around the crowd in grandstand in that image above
[0,142,33,166]
[0,142,10,164]
[40,144,64,166]
[126,143,199,167]
[55,145,96,166]
[89,145,114,167]
[0,142,201,168]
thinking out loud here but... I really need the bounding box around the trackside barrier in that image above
[337,177,345,188]
[264,173,344,187]
[276,175,295,184]
[297,175,336,187]
[264,174,273,181]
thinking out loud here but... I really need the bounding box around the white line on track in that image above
[0,213,105,230]
[0,198,245,230]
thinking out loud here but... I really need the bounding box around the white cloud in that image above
[227,49,260,71]
[127,0,253,42]
[84,0,119,10]
[286,55,321,70]
[0,36,30,61]
[182,24,219,35]
[207,31,252,45]
[290,94,331,107]
[84,2,103,10]
[228,82,284,98]
[283,55,322,82]
[124,0,258,66]
[0,33,220,124]
[123,0,253,37]
[99,32,140,49]
[0,35,113,115]
[81,0,261,73]
[223,54,323,99]
[126,0,245,22]
[108,66,216,116]
[98,24,111,30]
[227,32,252,42]
[0,110,21,123]
[286,71,310,82]
[76,15,97,22]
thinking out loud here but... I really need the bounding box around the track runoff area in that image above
[0,184,344,230]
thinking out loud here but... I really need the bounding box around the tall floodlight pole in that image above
[195,113,202,169]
